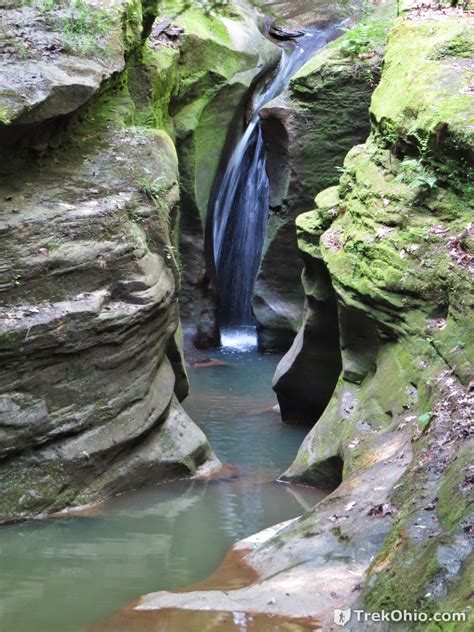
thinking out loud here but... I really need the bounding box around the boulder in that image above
[0,0,143,126]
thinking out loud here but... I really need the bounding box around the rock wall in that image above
[254,8,394,350]
[281,7,474,620]
[107,8,473,628]
[159,0,278,347]
[272,185,343,423]
[0,0,223,523]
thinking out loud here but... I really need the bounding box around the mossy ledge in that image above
[283,6,474,625]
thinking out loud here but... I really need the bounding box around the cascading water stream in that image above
[211,27,339,338]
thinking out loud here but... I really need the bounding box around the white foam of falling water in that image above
[212,41,314,270]
[220,327,258,351]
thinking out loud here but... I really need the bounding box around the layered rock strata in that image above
[254,3,396,350]
[0,0,240,523]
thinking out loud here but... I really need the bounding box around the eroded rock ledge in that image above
[255,6,393,351]
[0,0,277,522]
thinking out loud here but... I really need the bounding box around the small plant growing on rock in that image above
[141,177,171,224]
[396,159,437,191]
[25,0,113,55]
[340,20,392,60]
[182,0,230,15]
[141,176,168,202]
[0,109,12,125]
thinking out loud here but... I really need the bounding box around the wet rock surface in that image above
[254,10,391,350]
[0,0,222,523]
[162,0,279,346]
[87,431,412,630]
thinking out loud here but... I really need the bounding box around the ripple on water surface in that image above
[0,334,325,632]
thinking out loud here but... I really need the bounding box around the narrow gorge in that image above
[0,0,472,631]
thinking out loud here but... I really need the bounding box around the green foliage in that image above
[62,0,109,36]
[39,0,59,10]
[430,36,474,60]
[396,159,437,190]
[44,241,60,252]
[23,0,113,55]
[0,109,12,125]
[417,411,434,433]
[12,39,31,59]
[163,0,230,15]
[141,176,168,202]
[60,0,111,54]
[406,124,431,155]
[182,0,229,15]
[141,176,172,224]
[340,19,393,60]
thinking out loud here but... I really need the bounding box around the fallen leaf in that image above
[368,503,396,517]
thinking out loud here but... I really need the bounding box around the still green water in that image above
[0,337,323,632]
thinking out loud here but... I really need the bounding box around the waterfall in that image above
[211,27,338,333]
[213,122,269,326]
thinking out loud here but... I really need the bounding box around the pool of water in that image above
[0,336,323,632]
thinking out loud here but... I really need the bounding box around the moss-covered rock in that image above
[0,0,147,126]
[272,189,342,424]
[254,2,397,350]
[280,8,473,623]
[370,15,474,163]
[153,0,278,344]
[148,6,471,627]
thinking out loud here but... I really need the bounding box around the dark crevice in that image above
[273,255,342,425]
[260,114,290,209]
[281,454,344,491]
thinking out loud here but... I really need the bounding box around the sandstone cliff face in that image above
[281,9,474,620]
[105,10,473,628]
[254,9,394,350]
[0,0,224,523]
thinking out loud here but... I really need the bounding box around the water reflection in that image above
[0,477,323,632]
[0,345,324,632]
